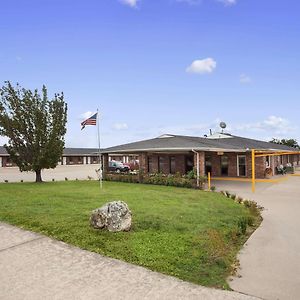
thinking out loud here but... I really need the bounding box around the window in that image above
[220,155,229,176]
[237,155,246,177]
[148,157,153,173]
[185,155,194,173]
[170,156,176,174]
[158,156,164,173]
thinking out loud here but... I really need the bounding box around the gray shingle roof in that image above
[62,148,99,155]
[0,146,99,156]
[102,134,298,153]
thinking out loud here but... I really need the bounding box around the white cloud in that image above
[0,136,8,146]
[217,0,237,6]
[80,111,95,120]
[186,58,217,74]
[235,116,296,136]
[113,123,128,130]
[239,74,251,84]
[119,0,139,7]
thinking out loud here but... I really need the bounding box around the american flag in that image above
[81,113,97,130]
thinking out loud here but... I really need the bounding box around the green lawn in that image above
[0,181,260,289]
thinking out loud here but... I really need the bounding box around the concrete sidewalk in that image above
[214,176,300,300]
[0,223,258,300]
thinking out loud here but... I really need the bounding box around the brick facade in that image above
[193,151,205,176]
[142,151,297,179]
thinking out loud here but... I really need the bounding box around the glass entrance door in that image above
[238,155,246,177]
[205,154,212,175]
[221,155,229,176]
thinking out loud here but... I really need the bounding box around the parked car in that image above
[109,161,130,173]
[123,163,132,170]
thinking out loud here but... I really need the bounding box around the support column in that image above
[193,152,205,175]
[138,152,148,183]
[63,156,67,165]
[102,154,109,179]
[0,156,2,167]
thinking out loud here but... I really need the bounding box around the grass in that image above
[0,181,260,289]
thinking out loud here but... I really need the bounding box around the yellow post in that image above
[251,149,256,193]
[208,172,211,191]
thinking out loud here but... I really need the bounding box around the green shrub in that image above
[210,186,216,192]
[243,200,260,216]
[237,217,248,235]
[186,169,196,180]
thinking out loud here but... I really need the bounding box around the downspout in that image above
[192,149,200,188]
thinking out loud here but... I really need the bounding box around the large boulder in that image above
[90,201,132,232]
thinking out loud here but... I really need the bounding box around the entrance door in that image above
[237,155,246,177]
[205,154,212,175]
[221,155,229,176]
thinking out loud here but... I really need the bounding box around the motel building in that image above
[101,133,300,179]
[0,146,133,168]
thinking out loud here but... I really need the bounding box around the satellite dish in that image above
[220,122,227,129]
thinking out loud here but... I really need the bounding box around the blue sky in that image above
[0,0,299,148]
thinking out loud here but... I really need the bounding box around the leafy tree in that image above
[270,138,299,149]
[0,82,67,182]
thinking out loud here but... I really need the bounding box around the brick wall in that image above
[246,153,266,179]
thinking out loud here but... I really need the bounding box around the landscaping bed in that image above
[0,181,261,289]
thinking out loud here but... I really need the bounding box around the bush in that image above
[237,217,248,235]
[210,186,216,192]
[186,169,196,180]
[243,200,260,216]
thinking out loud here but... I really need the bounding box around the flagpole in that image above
[97,108,103,189]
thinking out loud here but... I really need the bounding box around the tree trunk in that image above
[35,169,43,183]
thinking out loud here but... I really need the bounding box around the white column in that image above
[0,156,2,167]
[88,156,91,164]
[83,157,87,165]
[63,157,67,165]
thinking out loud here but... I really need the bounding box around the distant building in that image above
[0,146,134,167]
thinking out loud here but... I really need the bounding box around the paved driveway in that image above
[213,175,300,300]
[0,223,258,300]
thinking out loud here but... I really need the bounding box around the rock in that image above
[90,201,132,232]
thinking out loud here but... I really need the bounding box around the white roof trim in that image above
[157,134,176,138]
[207,132,233,139]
